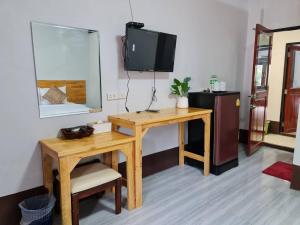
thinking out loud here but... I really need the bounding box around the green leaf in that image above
[174,79,181,86]
[181,83,188,93]
[181,80,191,96]
[171,84,178,89]
[183,77,191,83]
[171,85,180,95]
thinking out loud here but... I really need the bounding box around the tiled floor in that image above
[264,133,296,149]
[54,146,300,225]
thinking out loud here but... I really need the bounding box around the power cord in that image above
[146,72,157,110]
[123,0,134,112]
[125,70,130,112]
[129,0,134,21]
[120,36,130,112]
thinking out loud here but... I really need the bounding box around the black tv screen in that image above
[125,27,177,72]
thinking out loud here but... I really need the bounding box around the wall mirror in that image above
[31,22,102,118]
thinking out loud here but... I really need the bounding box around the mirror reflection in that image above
[31,22,102,118]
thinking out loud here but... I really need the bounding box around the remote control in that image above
[145,109,160,113]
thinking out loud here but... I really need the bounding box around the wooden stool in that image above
[58,162,122,225]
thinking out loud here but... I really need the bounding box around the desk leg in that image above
[134,125,143,208]
[110,151,119,193]
[178,122,185,167]
[125,142,135,210]
[59,158,72,225]
[103,153,112,167]
[41,148,53,193]
[112,152,119,171]
[111,125,119,193]
[203,114,211,176]
[103,153,113,193]
[112,124,119,172]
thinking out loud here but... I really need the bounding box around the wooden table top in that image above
[40,132,135,157]
[108,107,212,126]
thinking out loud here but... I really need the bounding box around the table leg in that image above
[111,124,119,172]
[178,122,185,166]
[103,153,112,167]
[203,114,211,176]
[110,151,119,193]
[125,142,135,210]
[59,158,72,225]
[41,148,53,193]
[112,151,119,171]
[133,125,143,208]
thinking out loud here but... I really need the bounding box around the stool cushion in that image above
[61,163,121,194]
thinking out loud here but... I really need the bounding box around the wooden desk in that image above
[40,132,135,225]
[108,107,212,208]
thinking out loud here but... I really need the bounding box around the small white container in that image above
[87,121,112,134]
[213,81,220,91]
[177,96,189,108]
[220,81,226,91]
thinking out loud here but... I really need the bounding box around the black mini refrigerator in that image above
[186,91,240,175]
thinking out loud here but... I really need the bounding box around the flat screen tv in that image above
[124,27,177,72]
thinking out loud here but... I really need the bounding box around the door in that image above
[283,46,300,133]
[248,24,273,155]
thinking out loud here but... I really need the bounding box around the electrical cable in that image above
[124,0,134,112]
[120,35,130,112]
[128,0,134,21]
[125,70,130,112]
[120,36,126,61]
[146,72,157,110]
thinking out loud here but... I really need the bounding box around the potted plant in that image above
[171,77,191,108]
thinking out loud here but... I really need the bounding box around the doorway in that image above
[248,25,300,154]
[280,44,300,136]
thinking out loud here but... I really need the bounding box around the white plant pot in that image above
[177,96,189,108]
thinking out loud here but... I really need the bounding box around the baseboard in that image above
[280,132,296,138]
[263,142,294,152]
[291,164,300,191]
[119,147,179,178]
[239,129,248,144]
[269,121,280,134]
[0,186,48,225]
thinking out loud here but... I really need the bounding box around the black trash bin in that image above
[19,194,55,225]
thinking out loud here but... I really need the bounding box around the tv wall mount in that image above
[126,21,144,29]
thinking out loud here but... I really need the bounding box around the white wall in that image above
[0,0,247,196]
[266,30,300,121]
[217,0,249,11]
[240,0,300,129]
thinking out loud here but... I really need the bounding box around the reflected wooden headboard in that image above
[37,80,86,104]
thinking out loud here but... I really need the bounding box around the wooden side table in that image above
[40,132,135,225]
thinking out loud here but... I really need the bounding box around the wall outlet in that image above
[107,92,127,101]
[107,93,118,101]
[119,92,127,99]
